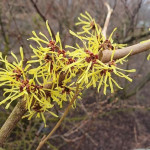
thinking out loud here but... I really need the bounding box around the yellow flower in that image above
[28,21,71,86]
[0,47,30,107]
[54,82,82,108]
[75,11,101,35]
[23,100,57,127]
[0,47,59,124]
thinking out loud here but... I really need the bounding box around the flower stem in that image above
[36,84,80,150]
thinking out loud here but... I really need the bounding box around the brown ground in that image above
[56,90,150,150]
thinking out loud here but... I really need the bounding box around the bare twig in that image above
[0,9,9,58]
[30,0,55,39]
[36,84,80,150]
[122,31,150,44]
[121,0,143,37]
[102,2,113,38]
[30,0,46,22]
[61,135,84,143]
[64,120,89,137]
[125,71,150,98]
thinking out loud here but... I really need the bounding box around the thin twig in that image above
[36,84,80,150]
[125,71,150,98]
[30,0,55,39]
[6,0,29,53]
[0,9,9,58]
[64,120,89,137]
[122,31,150,44]
[102,2,113,38]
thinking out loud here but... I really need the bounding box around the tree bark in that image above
[0,100,27,146]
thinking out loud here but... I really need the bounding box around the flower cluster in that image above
[28,21,82,107]
[0,48,57,125]
[0,12,135,124]
[64,12,135,94]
